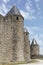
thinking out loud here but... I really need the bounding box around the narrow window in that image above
[16,17,19,20]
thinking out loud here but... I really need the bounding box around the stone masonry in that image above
[24,29,30,62]
[0,5,39,63]
[30,39,39,59]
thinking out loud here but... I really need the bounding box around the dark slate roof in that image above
[6,5,23,18]
[31,39,38,45]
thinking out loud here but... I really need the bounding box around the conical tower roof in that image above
[31,38,38,45]
[6,5,23,18]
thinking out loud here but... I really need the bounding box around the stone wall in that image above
[30,44,39,59]
[0,15,14,62]
[24,32,30,62]
[0,15,25,62]
[12,15,25,62]
[31,55,43,59]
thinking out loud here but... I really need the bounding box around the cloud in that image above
[35,0,40,2]
[36,4,41,15]
[25,0,35,15]
[0,3,8,15]
[20,10,36,20]
[24,26,40,36]
[35,0,41,11]
[0,0,10,16]
[36,4,41,16]
[20,0,36,20]
[24,25,43,54]
[18,0,21,2]
[36,4,39,8]
[0,0,11,16]
[24,26,34,35]
[35,0,40,10]
[3,0,10,4]
[25,0,42,19]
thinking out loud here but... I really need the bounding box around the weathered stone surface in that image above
[24,31,30,62]
[0,6,39,63]
[0,6,25,62]
[30,39,39,59]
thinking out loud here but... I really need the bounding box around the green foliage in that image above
[28,59,39,63]
[0,62,18,65]
[15,61,26,64]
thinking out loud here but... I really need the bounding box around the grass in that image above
[28,59,39,63]
[15,61,26,64]
[0,60,39,65]
[0,61,26,65]
[0,62,18,65]
[40,58,43,60]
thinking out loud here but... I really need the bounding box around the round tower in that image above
[5,6,25,62]
[24,28,30,62]
[30,39,39,59]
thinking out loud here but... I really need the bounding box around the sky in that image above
[0,0,43,55]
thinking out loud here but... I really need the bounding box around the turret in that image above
[4,5,25,62]
[30,39,39,59]
[24,28,30,62]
